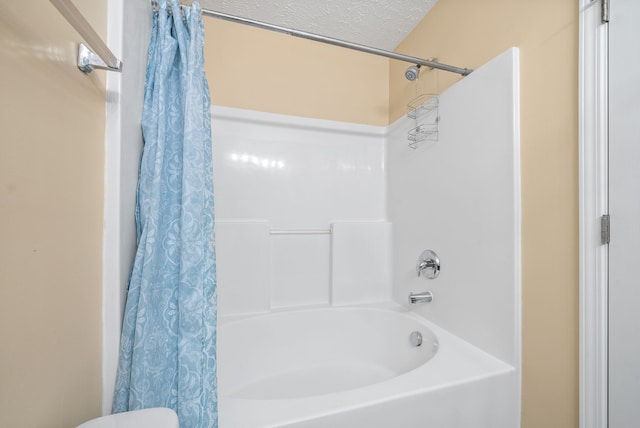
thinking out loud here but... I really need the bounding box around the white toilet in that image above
[76,408,179,428]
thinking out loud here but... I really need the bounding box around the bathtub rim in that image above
[218,301,517,428]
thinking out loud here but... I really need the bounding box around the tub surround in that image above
[214,48,520,427]
[214,49,520,353]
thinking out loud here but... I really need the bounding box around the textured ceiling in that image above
[198,0,439,51]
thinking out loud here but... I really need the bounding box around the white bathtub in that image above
[218,304,518,428]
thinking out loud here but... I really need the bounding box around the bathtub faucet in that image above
[408,291,433,304]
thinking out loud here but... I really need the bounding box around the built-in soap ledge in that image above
[216,220,393,316]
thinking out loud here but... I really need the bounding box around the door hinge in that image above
[602,0,610,23]
[601,214,610,245]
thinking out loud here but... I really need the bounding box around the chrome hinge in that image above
[601,214,610,245]
[602,0,610,23]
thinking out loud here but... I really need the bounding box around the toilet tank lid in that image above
[76,408,179,428]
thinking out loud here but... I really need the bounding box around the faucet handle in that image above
[416,250,440,279]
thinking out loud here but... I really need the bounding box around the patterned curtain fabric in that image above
[112,1,217,426]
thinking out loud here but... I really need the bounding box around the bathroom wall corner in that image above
[102,0,150,414]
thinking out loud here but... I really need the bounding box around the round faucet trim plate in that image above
[416,249,440,279]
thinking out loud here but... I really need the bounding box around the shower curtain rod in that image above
[199,8,473,77]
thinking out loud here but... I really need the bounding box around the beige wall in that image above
[0,0,578,426]
[390,1,578,427]
[0,1,106,427]
[203,19,390,126]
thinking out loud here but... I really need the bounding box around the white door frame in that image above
[579,1,608,427]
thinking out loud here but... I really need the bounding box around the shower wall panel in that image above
[387,48,521,367]
[212,107,386,228]
[212,107,387,314]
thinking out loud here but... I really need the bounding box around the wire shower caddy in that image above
[407,94,439,149]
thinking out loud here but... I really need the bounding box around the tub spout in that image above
[408,291,433,304]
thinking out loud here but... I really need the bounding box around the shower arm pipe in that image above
[200,8,473,77]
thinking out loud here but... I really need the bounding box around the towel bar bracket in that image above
[77,43,123,74]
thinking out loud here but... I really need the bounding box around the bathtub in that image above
[218,304,518,428]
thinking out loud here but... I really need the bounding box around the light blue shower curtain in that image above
[112,1,217,427]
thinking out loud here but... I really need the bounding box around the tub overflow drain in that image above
[409,331,423,347]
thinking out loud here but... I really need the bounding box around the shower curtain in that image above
[112,1,217,427]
